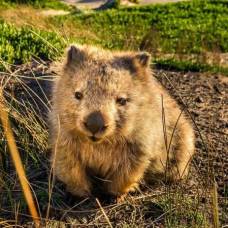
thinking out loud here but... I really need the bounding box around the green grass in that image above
[48,0,228,74]
[160,194,207,227]
[51,0,228,53]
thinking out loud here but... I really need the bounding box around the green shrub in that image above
[49,0,228,74]
[154,58,228,75]
[0,20,65,70]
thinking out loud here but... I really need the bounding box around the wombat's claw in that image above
[116,194,127,203]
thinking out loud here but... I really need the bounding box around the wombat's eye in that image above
[75,91,83,100]
[116,97,128,106]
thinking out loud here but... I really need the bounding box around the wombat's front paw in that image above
[67,186,91,198]
[123,182,139,194]
[109,182,139,199]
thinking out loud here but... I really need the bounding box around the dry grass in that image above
[212,181,219,228]
[0,87,40,226]
[0,61,216,227]
[0,6,50,29]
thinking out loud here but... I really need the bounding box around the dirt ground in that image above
[154,69,228,193]
[155,69,228,224]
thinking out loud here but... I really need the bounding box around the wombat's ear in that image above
[112,52,151,79]
[133,52,151,68]
[65,45,85,68]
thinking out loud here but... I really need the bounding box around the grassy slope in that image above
[0,64,210,227]
[0,0,227,74]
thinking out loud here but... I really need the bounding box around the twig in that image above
[95,198,113,228]
[212,180,220,228]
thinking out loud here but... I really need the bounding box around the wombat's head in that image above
[55,45,151,143]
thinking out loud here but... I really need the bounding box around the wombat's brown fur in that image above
[49,45,195,197]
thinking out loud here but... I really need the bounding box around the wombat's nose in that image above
[84,111,107,135]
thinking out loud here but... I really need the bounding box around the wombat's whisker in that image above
[93,176,112,183]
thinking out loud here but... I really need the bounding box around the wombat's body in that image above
[49,45,195,197]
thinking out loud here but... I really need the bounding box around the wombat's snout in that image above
[84,111,107,135]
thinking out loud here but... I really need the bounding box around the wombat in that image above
[49,45,195,197]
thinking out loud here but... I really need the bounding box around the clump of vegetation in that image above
[0,20,65,70]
